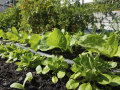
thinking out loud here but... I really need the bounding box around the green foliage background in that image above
[0,7,21,31]
[0,0,120,33]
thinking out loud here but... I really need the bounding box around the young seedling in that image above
[10,72,33,90]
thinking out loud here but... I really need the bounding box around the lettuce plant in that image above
[66,52,120,90]
[78,33,120,57]
[16,51,44,71]
[0,43,44,71]
[0,29,6,39]
[29,34,42,50]
[36,55,69,83]
[10,72,33,90]
[1,27,74,53]
[47,28,67,50]
[5,27,28,43]
[37,28,73,52]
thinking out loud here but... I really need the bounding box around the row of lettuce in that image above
[1,27,120,58]
[0,27,120,89]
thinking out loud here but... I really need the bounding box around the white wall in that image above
[70,0,95,4]
[84,0,94,3]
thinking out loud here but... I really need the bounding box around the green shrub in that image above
[0,0,119,33]
[16,0,95,33]
[0,7,21,31]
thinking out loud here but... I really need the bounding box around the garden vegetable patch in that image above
[0,0,120,90]
[0,58,67,90]
[0,27,120,90]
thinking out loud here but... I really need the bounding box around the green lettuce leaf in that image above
[47,28,67,50]
[38,36,54,51]
[19,31,28,43]
[110,75,120,86]
[78,83,92,90]
[0,29,5,38]
[6,32,19,41]
[66,79,79,89]
[29,34,42,51]
[12,27,19,36]
[97,74,112,85]
[78,33,119,57]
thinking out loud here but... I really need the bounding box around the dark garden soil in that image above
[0,40,120,90]
[0,58,68,90]
[41,46,85,60]
[0,56,120,90]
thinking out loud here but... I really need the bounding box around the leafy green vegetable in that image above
[29,34,42,50]
[52,76,58,84]
[97,74,112,85]
[108,62,117,69]
[68,52,120,90]
[78,33,119,57]
[10,72,33,90]
[6,27,20,41]
[6,32,19,41]
[42,65,50,74]
[36,65,42,74]
[47,28,67,50]
[66,79,79,89]
[114,46,120,57]
[70,72,81,79]
[79,34,105,49]
[110,76,120,86]
[10,83,24,90]
[71,52,101,81]
[23,72,33,86]
[0,29,5,38]
[57,70,65,79]
[102,33,118,57]
[41,56,68,70]
[38,36,54,51]
[12,27,19,36]
[78,83,92,90]
[65,33,73,53]
[19,31,28,43]
[41,55,68,84]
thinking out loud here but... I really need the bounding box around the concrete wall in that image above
[93,11,120,30]
[0,0,9,12]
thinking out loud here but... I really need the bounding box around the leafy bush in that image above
[0,0,119,33]
[16,0,95,33]
[0,7,21,31]
[16,0,120,33]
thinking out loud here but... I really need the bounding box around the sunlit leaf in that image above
[78,83,92,90]
[57,70,65,78]
[10,83,24,90]
[52,76,58,84]
[66,79,79,89]
[36,65,42,74]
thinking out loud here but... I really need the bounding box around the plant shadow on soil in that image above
[40,45,85,60]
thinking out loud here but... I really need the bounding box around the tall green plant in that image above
[16,0,95,33]
[0,7,21,31]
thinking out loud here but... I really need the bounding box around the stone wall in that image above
[93,11,120,30]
